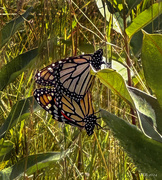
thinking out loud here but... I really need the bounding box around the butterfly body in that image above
[35,49,103,101]
[34,88,98,135]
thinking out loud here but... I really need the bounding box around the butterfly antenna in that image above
[102,61,112,68]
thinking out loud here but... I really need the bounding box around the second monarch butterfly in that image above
[35,49,104,102]
[34,88,99,135]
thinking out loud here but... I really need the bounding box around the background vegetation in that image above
[0,0,162,179]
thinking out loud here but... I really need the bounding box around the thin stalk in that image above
[77,133,85,179]
[123,1,136,125]
[94,132,110,179]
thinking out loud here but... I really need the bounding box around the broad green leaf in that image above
[126,0,143,11]
[128,86,162,142]
[93,69,134,107]
[101,109,162,177]
[130,14,162,56]
[0,97,40,139]
[0,150,70,180]
[0,139,14,161]
[130,31,143,56]
[114,12,124,32]
[0,7,33,48]
[126,2,162,40]
[0,48,38,91]
[141,32,162,109]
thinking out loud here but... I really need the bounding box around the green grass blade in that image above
[0,97,40,139]
[0,7,33,48]
[0,48,38,91]
[126,2,162,40]
[0,150,70,180]
[142,32,162,109]
[101,109,162,178]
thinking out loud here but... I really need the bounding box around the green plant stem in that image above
[123,1,136,125]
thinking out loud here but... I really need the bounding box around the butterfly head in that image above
[91,49,103,71]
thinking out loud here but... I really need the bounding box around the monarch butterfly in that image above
[34,88,99,135]
[35,49,104,102]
